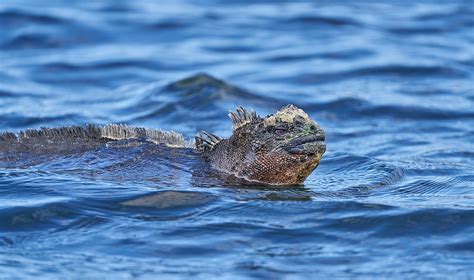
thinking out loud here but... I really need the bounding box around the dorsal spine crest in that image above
[195,131,221,153]
[228,106,259,131]
[1,125,188,148]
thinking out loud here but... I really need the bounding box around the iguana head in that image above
[196,105,326,185]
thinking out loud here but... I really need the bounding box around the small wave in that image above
[51,216,109,233]
[0,236,14,246]
[414,5,474,26]
[305,97,474,121]
[0,9,65,26]
[443,240,474,252]
[120,73,282,131]
[94,3,136,13]
[1,23,106,50]
[264,49,373,62]
[309,152,405,197]
[36,60,163,73]
[319,206,474,238]
[146,20,191,30]
[393,177,465,197]
[387,26,450,35]
[121,191,216,210]
[0,202,77,231]
[307,97,368,113]
[205,44,262,54]
[359,104,474,120]
[295,65,467,85]
[2,33,64,49]
[286,15,361,27]
[0,89,15,97]
[0,113,86,130]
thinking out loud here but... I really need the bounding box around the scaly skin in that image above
[196,105,326,185]
[0,105,326,185]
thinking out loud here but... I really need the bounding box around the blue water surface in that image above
[1,0,474,278]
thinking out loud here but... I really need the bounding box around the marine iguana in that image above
[0,105,325,185]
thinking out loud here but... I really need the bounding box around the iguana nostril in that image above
[310,125,316,131]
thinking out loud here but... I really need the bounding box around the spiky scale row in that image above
[196,106,258,153]
[100,124,185,147]
[195,131,221,153]
[17,125,102,140]
[0,124,187,148]
[0,132,17,141]
[228,106,259,131]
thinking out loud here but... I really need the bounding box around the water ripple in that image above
[0,0,473,278]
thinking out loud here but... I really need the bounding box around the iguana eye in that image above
[275,128,286,134]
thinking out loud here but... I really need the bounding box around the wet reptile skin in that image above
[197,105,326,185]
[0,105,325,185]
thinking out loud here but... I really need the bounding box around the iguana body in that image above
[0,124,186,154]
[0,105,326,185]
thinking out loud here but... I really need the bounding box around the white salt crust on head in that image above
[263,105,311,127]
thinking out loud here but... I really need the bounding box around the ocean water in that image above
[1,0,474,278]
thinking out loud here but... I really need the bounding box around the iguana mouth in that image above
[284,134,326,154]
